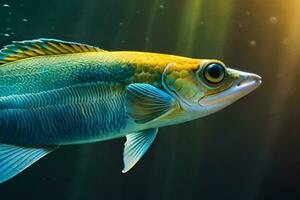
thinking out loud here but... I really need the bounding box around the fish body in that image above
[0,39,262,182]
[0,50,201,145]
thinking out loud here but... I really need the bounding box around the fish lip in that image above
[237,73,262,87]
[198,72,262,107]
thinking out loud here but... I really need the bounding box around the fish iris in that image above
[203,63,225,84]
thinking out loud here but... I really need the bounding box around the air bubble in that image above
[159,4,165,9]
[3,4,10,8]
[282,38,289,45]
[248,40,257,48]
[269,16,278,24]
[22,18,28,22]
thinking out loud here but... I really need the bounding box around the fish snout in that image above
[236,71,262,91]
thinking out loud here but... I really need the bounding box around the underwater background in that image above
[0,0,299,199]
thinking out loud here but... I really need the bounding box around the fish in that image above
[0,38,261,183]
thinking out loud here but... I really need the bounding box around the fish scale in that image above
[0,82,127,145]
[0,82,123,109]
[0,55,135,97]
[0,101,127,145]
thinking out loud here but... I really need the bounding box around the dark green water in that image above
[0,0,299,199]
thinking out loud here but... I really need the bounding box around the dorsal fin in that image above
[0,38,105,65]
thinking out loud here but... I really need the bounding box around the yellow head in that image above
[161,59,262,122]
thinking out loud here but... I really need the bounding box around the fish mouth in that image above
[199,70,262,107]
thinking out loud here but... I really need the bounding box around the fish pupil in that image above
[207,64,222,78]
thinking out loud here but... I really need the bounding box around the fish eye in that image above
[203,63,225,84]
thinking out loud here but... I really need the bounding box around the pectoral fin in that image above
[125,83,177,124]
[0,144,57,183]
[122,128,158,173]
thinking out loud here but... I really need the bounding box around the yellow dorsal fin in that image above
[0,38,105,65]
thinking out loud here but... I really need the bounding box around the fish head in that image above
[162,59,262,120]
